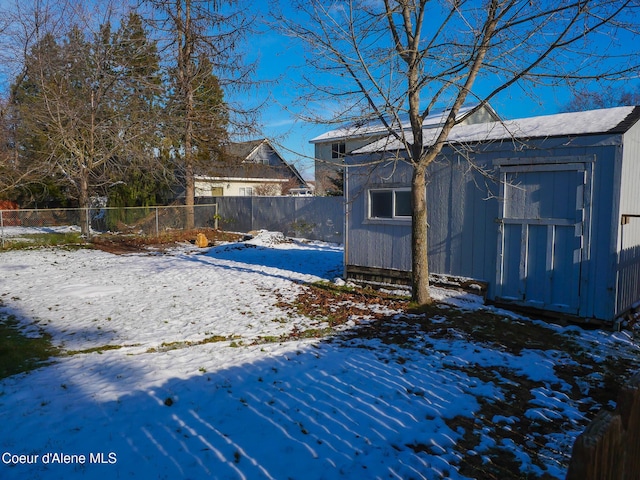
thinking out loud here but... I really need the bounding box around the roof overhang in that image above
[309,104,490,144]
[195,175,289,183]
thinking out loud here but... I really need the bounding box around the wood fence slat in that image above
[621,373,640,479]
[566,371,640,480]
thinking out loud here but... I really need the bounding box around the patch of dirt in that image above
[276,282,640,479]
[275,282,408,328]
[90,228,244,254]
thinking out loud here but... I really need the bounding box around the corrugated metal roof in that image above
[309,104,487,143]
[352,105,640,154]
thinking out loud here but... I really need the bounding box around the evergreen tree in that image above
[165,54,229,170]
[145,0,252,228]
[10,14,164,233]
[191,55,229,165]
[326,168,344,197]
[10,32,79,206]
[106,13,168,209]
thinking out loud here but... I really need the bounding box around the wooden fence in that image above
[566,371,640,480]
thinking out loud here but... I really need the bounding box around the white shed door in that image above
[496,164,586,314]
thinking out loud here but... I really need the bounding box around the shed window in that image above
[239,187,254,196]
[331,142,346,159]
[369,189,411,219]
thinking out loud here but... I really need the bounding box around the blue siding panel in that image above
[345,130,639,321]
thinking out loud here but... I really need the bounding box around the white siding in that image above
[195,178,286,197]
[616,122,640,314]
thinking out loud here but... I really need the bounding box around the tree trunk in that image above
[183,58,195,229]
[180,0,195,230]
[184,143,195,229]
[79,164,90,237]
[411,166,430,305]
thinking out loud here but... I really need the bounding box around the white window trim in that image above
[367,187,412,223]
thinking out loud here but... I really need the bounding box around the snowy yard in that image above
[1,231,639,479]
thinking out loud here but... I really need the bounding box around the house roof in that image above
[310,104,496,144]
[352,105,640,155]
[223,139,267,161]
[197,139,308,186]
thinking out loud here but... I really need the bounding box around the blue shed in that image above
[344,106,640,323]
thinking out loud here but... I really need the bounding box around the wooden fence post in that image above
[566,372,640,480]
[620,372,640,477]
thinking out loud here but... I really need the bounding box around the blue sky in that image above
[241,6,323,180]
[1,0,637,181]
[247,3,640,181]
[251,50,564,180]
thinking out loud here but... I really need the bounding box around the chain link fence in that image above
[0,204,220,247]
[1,197,345,247]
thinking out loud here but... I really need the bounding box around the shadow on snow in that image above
[0,329,500,480]
[202,241,344,280]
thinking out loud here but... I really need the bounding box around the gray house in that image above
[311,104,499,195]
[344,106,640,323]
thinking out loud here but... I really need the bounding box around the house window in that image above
[239,187,254,196]
[369,188,411,219]
[331,142,346,159]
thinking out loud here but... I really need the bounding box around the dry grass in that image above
[90,228,244,254]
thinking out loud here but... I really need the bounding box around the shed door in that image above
[496,164,586,314]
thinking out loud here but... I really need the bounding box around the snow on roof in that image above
[310,104,482,143]
[353,105,640,154]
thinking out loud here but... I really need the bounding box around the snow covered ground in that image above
[0,231,638,479]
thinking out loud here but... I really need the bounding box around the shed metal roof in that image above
[310,104,492,143]
[352,106,640,155]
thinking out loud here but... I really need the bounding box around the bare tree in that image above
[0,1,167,223]
[142,0,257,228]
[7,2,164,234]
[254,183,281,196]
[563,84,640,112]
[278,0,640,305]
[0,0,72,202]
